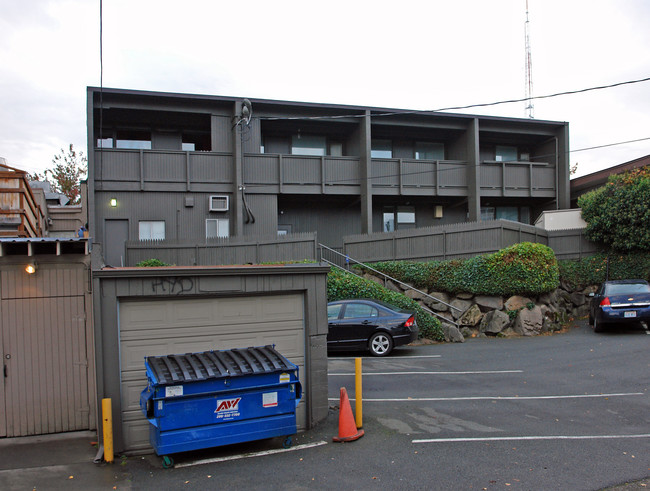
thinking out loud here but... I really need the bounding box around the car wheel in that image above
[369,332,393,357]
[593,317,604,333]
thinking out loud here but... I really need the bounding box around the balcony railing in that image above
[94,149,556,198]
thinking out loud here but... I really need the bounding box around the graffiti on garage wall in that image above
[150,277,194,295]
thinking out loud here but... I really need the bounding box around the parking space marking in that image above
[329,370,523,376]
[412,434,650,444]
[327,392,644,402]
[328,355,442,360]
[173,441,329,468]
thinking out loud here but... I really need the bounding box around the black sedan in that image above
[327,299,419,356]
[588,279,650,332]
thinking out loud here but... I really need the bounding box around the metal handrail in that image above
[319,244,461,327]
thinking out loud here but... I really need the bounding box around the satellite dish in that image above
[241,99,252,125]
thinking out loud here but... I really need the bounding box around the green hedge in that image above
[558,253,650,290]
[366,242,559,296]
[327,268,444,341]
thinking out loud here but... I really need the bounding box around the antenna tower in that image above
[524,0,534,118]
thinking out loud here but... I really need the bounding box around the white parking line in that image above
[327,392,645,402]
[328,355,442,360]
[173,440,329,468]
[329,370,523,376]
[413,434,650,444]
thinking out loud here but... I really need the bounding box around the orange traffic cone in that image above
[333,387,364,442]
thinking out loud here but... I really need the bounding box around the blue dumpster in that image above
[140,345,302,462]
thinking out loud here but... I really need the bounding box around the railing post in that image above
[140,149,144,191]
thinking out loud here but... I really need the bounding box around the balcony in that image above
[94,149,556,199]
[480,160,556,198]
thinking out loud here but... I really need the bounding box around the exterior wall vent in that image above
[209,195,229,212]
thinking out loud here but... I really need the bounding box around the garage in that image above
[119,293,306,451]
[93,263,329,453]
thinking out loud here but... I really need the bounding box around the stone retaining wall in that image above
[362,273,595,343]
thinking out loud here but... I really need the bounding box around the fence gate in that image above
[0,264,94,437]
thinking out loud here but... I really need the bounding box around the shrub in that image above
[578,166,650,251]
[135,258,171,267]
[558,253,650,290]
[327,268,444,341]
[366,242,559,296]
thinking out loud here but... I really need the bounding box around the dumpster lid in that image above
[145,345,297,385]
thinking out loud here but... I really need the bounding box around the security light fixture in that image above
[110,198,117,207]
[25,262,37,274]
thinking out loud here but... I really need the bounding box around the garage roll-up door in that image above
[119,293,305,452]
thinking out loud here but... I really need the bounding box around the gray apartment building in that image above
[87,87,570,267]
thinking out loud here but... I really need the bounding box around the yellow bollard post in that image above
[102,398,114,463]
[355,357,362,428]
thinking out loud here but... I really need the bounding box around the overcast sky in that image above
[1,0,649,179]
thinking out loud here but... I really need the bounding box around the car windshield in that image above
[606,283,650,295]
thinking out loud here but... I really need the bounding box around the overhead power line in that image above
[259,76,650,121]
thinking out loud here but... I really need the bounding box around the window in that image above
[291,135,326,156]
[116,130,151,150]
[139,221,165,240]
[97,138,113,148]
[495,145,518,162]
[481,206,531,224]
[371,139,392,158]
[415,142,445,160]
[383,206,415,232]
[206,218,229,238]
[182,132,210,151]
[328,304,343,320]
[343,303,379,319]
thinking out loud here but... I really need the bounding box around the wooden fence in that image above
[125,232,318,267]
[342,220,598,263]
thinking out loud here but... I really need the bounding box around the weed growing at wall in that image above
[135,258,172,267]
[327,268,444,341]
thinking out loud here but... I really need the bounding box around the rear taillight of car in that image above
[600,297,611,307]
[404,316,415,328]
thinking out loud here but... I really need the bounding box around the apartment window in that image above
[139,221,165,240]
[383,206,416,232]
[97,138,113,148]
[481,206,531,224]
[206,218,229,238]
[415,142,445,160]
[182,132,210,151]
[495,145,518,162]
[371,139,392,158]
[116,130,152,150]
[291,135,326,156]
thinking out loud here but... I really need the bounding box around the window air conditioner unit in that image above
[209,195,229,212]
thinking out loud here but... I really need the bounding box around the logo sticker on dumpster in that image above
[215,397,242,419]
[263,392,278,408]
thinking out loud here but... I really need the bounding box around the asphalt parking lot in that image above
[1,319,648,490]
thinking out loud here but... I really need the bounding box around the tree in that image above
[578,166,650,251]
[30,144,87,205]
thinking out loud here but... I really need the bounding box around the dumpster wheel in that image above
[161,456,174,469]
[283,437,293,449]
